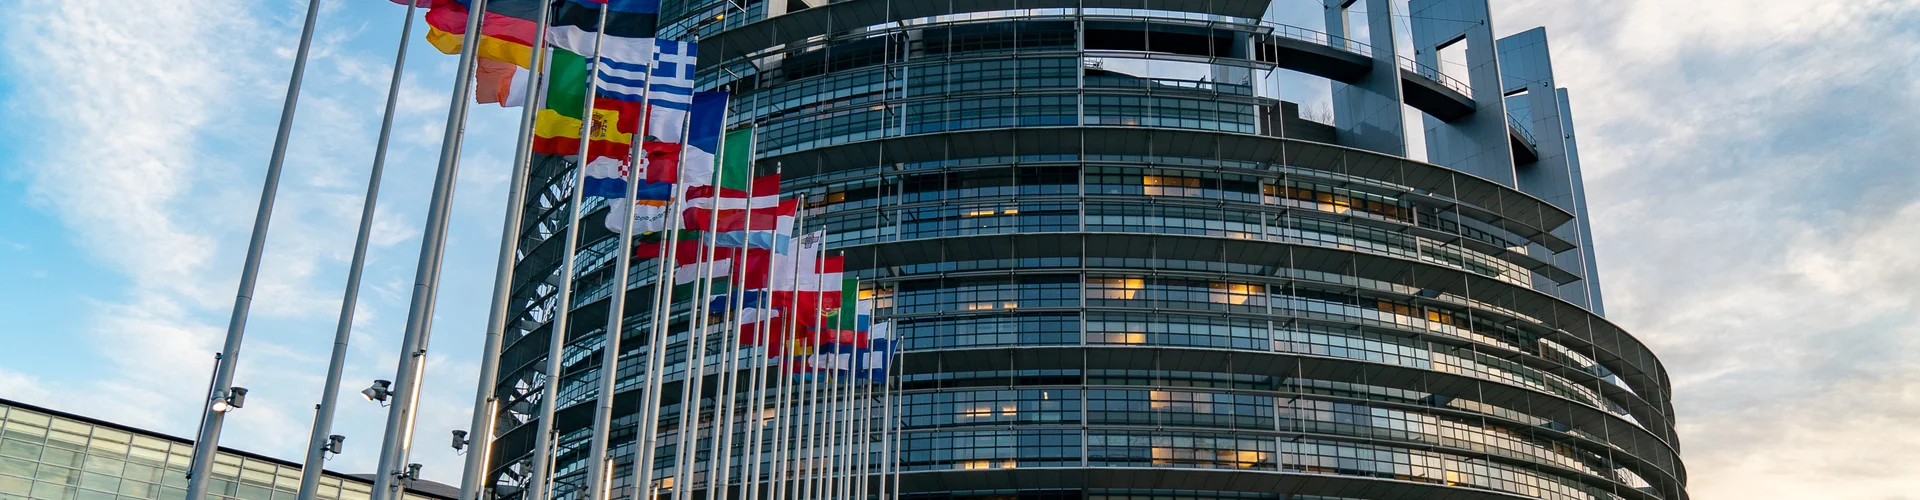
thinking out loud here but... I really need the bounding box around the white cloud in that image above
[1493,0,1920,497]
[1,0,495,483]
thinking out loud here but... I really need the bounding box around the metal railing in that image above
[1257,21,1373,56]
[1397,56,1472,96]
[1507,112,1538,147]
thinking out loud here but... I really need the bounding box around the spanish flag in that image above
[530,48,639,159]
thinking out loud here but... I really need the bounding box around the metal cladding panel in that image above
[701,0,1275,66]
[762,128,1577,235]
[895,468,1537,500]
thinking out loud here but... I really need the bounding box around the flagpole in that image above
[180,0,321,497]
[674,90,735,500]
[708,129,766,500]
[524,4,611,500]
[631,81,700,500]
[766,206,804,500]
[584,24,660,500]
[367,0,491,495]
[835,284,857,500]
[873,325,894,500]
[886,347,901,500]
[739,160,777,500]
[801,238,828,500]
[855,340,873,500]
[295,2,415,499]
[792,234,818,500]
[667,93,725,500]
[458,0,555,497]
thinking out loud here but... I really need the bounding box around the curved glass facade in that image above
[478,2,1686,500]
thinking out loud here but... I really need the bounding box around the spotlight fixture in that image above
[451,430,469,452]
[325,435,345,455]
[209,387,249,412]
[361,380,392,403]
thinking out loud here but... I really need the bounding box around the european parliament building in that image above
[482,1,1687,500]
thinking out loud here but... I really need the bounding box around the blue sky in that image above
[2,0,1918,497]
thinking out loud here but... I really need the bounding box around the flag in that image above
[856,321,894,382]
[633,230,701,260]
[580,156,627,199]
[686,125,750,190]
[677,92,729,197]
[686,174,781,209]
[647,40,698,144]
[548,0,660,67]
[683,198,797,234]
[422,0,543,68]
[605,198,673,233]
[473,58,517,106]
[819,279,869,348]
[530,49,638,159]
[603,181,675,234]
[633,40,699,187]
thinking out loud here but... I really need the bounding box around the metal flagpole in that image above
[885,349,900,500]
[741,298,774,500]
[297,1,416,499]
[631,79,700,500]
[584,28,660,500]
[183,0,322,498]
[792,247,817,500]
[766,207,804,500]
[368,0,494,496]
[739,159,778,500]
[799,239,827,500]
[873,330,894,500]
[674,120,729,500]
[458,0,555,496]
[524,4,611,500]
[709,132,769,499]
[858,300,876,500]
[835,295,856,500]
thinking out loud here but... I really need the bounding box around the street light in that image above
[361,380,392,404]
[210,387,249,413]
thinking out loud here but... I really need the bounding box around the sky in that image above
[1,0,1917,498]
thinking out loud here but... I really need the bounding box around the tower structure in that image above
[477,1,1686,500]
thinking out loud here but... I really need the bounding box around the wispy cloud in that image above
[0,0,493,481]
[1496,0,1920,497]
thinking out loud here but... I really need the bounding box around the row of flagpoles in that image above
[183,1,905,500]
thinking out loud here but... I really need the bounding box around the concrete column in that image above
[1409,0,1515,186]
[1322,0,1407,156]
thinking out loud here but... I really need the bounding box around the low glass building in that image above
[479,1,1687,499]
[0,399,454,500]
